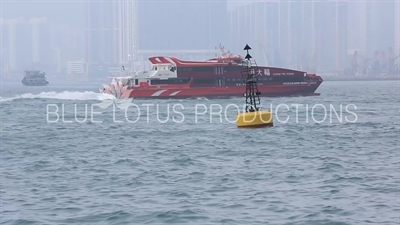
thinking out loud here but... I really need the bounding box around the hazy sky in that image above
[0,0,240,26]
[1,1,85,27]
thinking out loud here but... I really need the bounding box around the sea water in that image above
[0,80,399,224]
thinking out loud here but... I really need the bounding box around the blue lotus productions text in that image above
[46,103,358,124]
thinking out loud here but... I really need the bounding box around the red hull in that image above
[124,81,322,99]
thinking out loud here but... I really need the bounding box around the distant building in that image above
[53,47,62,73]
[1,18,32,71]
[67,60,88,80]
[53,24,85,74]
[119,0,139,64]
[85,0,118,79]
[347,0,368,57]
[85,0,139,77]
[138,0,228,50]
[313,0,348,71]
[229,0,349,72]
[29,17,54,70]
[395,0,400,55]
[85,0,119,65]
[369,1,396,56]
[348,1,397,59]
[84,0,226,76]
[1,17,62,74]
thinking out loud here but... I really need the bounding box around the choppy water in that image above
[1,80,399,225]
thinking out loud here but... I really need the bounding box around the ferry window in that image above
[151,78,191,85]
[135,79,138,85]
[194,78,215,84]
[178,67,194,72]
[192,67,212,72]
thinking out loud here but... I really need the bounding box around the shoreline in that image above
[322,75,399,81]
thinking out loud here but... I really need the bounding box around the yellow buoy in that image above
[236,109,273,128]
[235,44,273,128]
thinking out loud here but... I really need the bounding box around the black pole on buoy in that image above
[241,44,261,113]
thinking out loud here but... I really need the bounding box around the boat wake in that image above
[0,91,115,103]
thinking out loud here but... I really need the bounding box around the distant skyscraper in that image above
[0,19,9,71]
[3,18,32,71]
[138,0,227,51]
[85,0,119,65]
[347,0,368,55]
[52,24,85,73]
[395,0,400,54]
[119,0,139,64]
[229,0,353,71]
[228,1,278,66]
[85,0,139,75]
[6,19,19,70]
[313,0,348,71]
[336,0,348,70]
[228,6,238,50]
[29,17,53,67]
[289,0,312,69]
[368,1,396,57]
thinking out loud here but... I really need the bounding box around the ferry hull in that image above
[124,82,322,99]
[22,82,48,86]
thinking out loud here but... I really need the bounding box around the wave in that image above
[0,91,115,102]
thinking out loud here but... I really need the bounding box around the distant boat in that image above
[21,70,49,86]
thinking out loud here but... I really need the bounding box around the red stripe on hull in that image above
[126,82,322,99]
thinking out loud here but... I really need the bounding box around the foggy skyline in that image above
[1,0,399,79]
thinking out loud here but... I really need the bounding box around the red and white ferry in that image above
[102,46,323,99]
